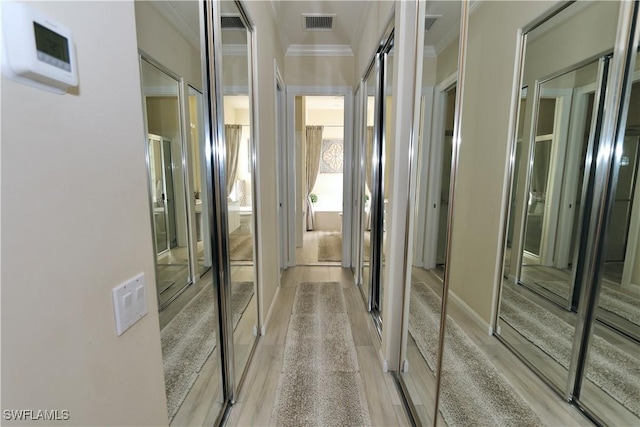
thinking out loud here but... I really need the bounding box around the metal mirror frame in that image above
[494,1,640,424]
[202,0,260,412]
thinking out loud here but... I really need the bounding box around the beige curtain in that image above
[306,125,323,230]
[365,126,374,230]
[225,124,242,196]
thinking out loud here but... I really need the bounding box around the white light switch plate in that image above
[112,273,148,336]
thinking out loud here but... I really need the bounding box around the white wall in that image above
[353,1,395,82]
[243,0,286,330]
[448,1,557,324]
[1,1,168,425]
[135,1,202,89]
[285,56,354,87]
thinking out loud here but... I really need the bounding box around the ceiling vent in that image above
[221,15,245,30]
[303,14,335,31]
[424,15,441,31]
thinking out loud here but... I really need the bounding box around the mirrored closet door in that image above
[396,1,463,425]
[356,19,394,331]
[136,0,226,424]
[214,0,259,394]
[497,1,639,425]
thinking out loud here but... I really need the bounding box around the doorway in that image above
[294,95,346,265]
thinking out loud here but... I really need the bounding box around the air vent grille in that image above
[303,14,334,31]
[425,15,440,31]
[221,15,245,29]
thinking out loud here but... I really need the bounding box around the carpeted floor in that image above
[500,286,640,417]
[229,232,253,261]
[409,282,542,426]
[161,281,254,421]
[270,282,371,426]
[317,232,342,262]
[535,280,640,328]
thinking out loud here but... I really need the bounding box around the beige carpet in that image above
[229,232,253,261]
[501,286,640,417]
[409,282,541,426]
[161,281,254,421]
[317,232,342,262]
[535,280,640,328]
[270,282,371,426]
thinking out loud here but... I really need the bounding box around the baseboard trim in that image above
[260,285,281,336]
[449,290,493,335]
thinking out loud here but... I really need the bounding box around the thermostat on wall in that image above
[1,2,78,94]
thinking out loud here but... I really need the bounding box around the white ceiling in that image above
[150,1,462,57]
[270,0,371,55]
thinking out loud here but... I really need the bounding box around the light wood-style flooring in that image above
[226,266,410,426]
[295,229,342,266]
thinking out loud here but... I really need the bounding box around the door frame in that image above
[274,61,287,273]
[285,85,354,267]
[423,72,456,269]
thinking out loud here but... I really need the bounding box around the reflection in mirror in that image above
[503,91,528,276]
[361,66,377,308]
[376,39,394,321]
[581,51,640,425]
[219,0,258,390]
[188,87,213,277]
[518,61,599,309]
[398,2,460,424]
[137,0,225,423]
[498,1,639,425]
[141,58,192,310]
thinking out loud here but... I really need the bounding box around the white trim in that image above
[223,85,250,95]
[285,86,354,267]
[274,60,288,273]
[413,87,435,267]
[538,88,573,266]
[222,44,248,56]
[423,46,437,57]
[555,83,594,268]
[285,44,354,57]
[424,72,457,268]
[260,285,281,336]
[402,359,409,373]
[248,28,263,330]
[286,90,297,266]
[449,290,494,335]
[150,1,200,49]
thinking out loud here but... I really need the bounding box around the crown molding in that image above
[223,44,248,56]
[423,46,437,58]
[150,2,200,50]
[286,44,354,57]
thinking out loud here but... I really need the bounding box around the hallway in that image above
[219,266,587,426]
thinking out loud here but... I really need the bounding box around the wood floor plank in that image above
[355,345,410,427]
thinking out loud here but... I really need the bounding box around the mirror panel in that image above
[398,1,460,425]
[188,86,213,277]
[137,0,226,424]
[518,61,600,308]
[581,51,640,426]
[361,65,377,308]
[219,0,258,390]
[498,1,640,424]
[141,58,192,310]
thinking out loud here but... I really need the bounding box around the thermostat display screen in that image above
[34,22,69,64]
